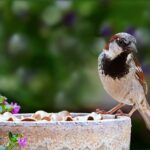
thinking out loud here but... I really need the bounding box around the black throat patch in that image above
[102,52,129,79]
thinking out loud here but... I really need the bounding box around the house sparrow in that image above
[98,32,150,130]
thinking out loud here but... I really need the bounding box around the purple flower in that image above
[63,11,76,26]
[18,137,27,147]
[4,101,9,105]
[125,27,136,36]
[100,24,112,37]
[143,65,150,75]
[10,102,21,114]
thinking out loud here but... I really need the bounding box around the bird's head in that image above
[103,32,137,60]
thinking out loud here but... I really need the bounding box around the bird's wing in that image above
[133,56,148,95]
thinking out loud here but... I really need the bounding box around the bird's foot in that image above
[96,103,125,115]
[115,109,129,117]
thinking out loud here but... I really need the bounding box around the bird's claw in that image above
[96,108,112,114]
[115,109,129,117]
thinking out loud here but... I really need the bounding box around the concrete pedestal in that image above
[0,113,131,150]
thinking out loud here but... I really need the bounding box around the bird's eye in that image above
[116,39,127,47]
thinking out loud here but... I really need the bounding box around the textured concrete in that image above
[0,113,131,150]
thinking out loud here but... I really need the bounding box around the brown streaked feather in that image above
[104,43,109,50]
[104,35,120,51]
[109,35,120,42]
[134,56,148,95]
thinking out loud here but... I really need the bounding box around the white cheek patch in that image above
[104,42,123,60]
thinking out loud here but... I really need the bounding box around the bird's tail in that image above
[137,98,150,130]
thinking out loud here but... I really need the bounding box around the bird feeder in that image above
[0,112,131,150]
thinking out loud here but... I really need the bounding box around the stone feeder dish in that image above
[0,113,131,150]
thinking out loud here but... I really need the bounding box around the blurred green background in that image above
[0,0,150,149]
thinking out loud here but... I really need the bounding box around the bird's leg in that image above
[96,103,125,114]
[128,105,137,117]
[108,103,125,114]
[115,104,137,117]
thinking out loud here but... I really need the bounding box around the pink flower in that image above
[4,101,9,105]
[10,102,21,114]
[18,137,27,147]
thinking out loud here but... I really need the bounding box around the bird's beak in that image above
[127,42,137,53]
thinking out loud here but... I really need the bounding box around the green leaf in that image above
[0,96,5,104]
[4,105,13,112]
[0,105,3,113]
[8,132,13,140]
[8,132,18,149]
[0,104,7,114]
[7,142,16,150]
[11,134,18,143]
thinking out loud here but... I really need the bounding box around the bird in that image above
[98,32,150,130]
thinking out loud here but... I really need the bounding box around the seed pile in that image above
[0,110,116,122]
